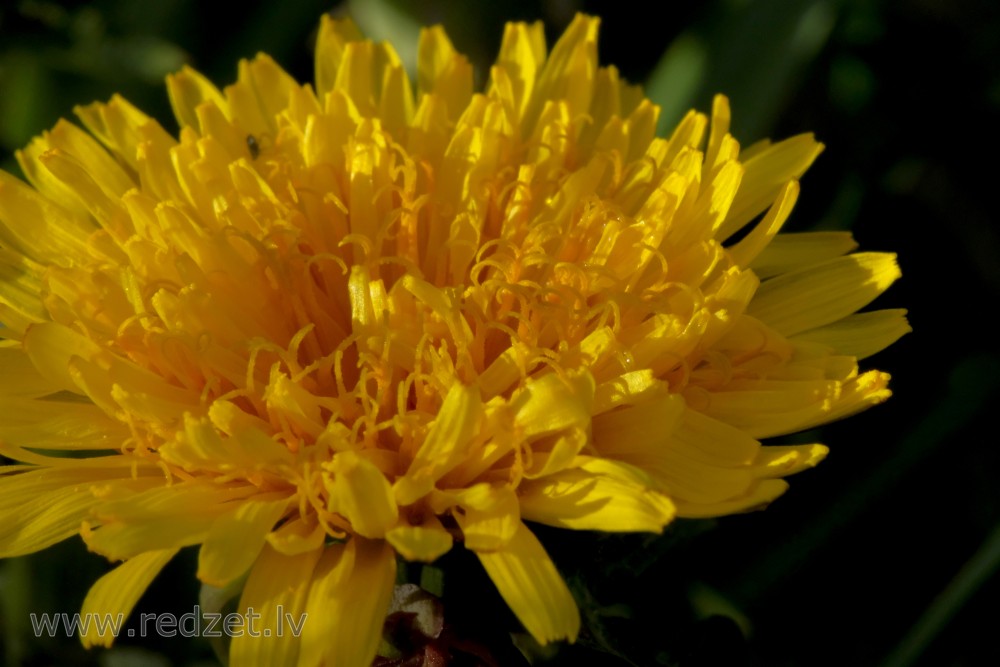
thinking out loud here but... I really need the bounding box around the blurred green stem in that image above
[0,557,31,667]
[881,524,1000,667]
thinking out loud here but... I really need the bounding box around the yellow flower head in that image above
[0,13,907,664]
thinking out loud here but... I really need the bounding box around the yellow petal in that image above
[628,450,756,505]
[198,495,292,587]
[266,515,328,556]
[416,25,472,119]
[454,484,520,551]
[0,302,38,338]
[477,345,526,399]
[0,170,96,265]
[476,522,579,644]
[298,539,396,667]
[22,321,103,393]
[591,369,670,415]
[519,458,676,532]
[394,381,482,505]
[726,180,799,267]
[333,41,379,116]
[493,21,546,119]
[231,544,323,667]
[160,415,293,475]
[42,119,135,198]
[315,15,365,99]
[623,98,658,162]
[674,479,790,518]
[511,371,593,438]
[166,65,228,130]
[35,149,133,242]
[400,274,475,349]
[385,518,453,562]
[661,109,708,167]
[750,231,858,278]
[83,517,213,562]
[132,122,183,202]
[379,56,415,135]
[194,99,249,160]
[325,450,398,538]
[0,395,127,449]
[700,159,744,237]
[695,370,891,439]
[522,426,589,479]
[668,406,761,467]
[524,14,598,133]
[0,342,59,397]
[0,250,46,333]
[74,94,160,170]
[591,394,686,458]
[80,548,178,647]
[705,94,732,169]
[239,54,298,132]
[747,252,902,336]
[798,369,892,429]
[84,483,258,560]
[0,444,145,470]
[596,404,767,505]
[16,135,86,215]
[722,133,824,239]
[792,308,911,359]
[0,469,111,557]
[753,443,829,477]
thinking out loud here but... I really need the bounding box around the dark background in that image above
[1,0,998,665]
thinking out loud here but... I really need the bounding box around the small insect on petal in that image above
[246,134,260,159]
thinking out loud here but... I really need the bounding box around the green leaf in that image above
[645,0,838,141]
[647,34,709,136]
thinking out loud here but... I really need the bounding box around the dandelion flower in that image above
[0,13,908,664]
